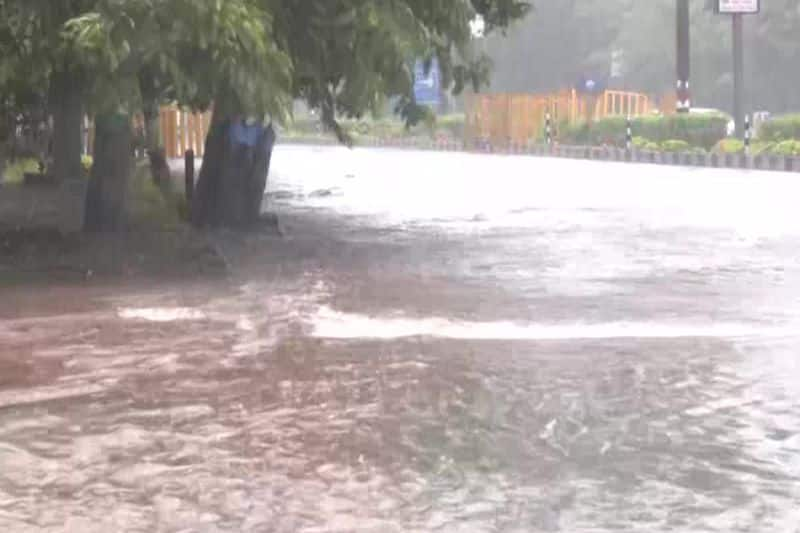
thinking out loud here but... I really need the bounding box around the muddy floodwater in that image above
[2,147,800,532]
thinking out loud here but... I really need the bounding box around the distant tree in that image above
[484,0,800,114]
[483,0,628,93]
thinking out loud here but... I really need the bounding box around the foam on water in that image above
[310,306,797,341]
[117,307,206,322]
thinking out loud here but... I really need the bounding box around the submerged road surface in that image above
[2,146,800,532]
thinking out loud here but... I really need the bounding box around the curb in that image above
[278,138,800,174]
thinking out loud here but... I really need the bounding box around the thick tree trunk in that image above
[50,69,84,182]
[84,113,132,232]
[192,110,276,229]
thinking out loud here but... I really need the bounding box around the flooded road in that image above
[2,146,800,532]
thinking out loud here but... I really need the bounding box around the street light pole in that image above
[676,0,691,113]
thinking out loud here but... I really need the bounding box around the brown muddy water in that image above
[1,147,800,532]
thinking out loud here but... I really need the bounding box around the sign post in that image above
[716,0,759,14]
[413,59,442,110]
[676,0,691,113]
[715,0,759,138]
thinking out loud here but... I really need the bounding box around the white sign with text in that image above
[718,0,760,14]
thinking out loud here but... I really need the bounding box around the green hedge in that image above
[561,114,730,149]
[713,138,745,153]
[712,138,800,156]
[759,114,800,142]
[766,139,800,156]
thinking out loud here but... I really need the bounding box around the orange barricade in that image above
[466,89,652,146]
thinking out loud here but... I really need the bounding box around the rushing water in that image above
[2,146,800,532]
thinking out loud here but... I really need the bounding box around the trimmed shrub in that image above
[560,117,627,146]
[660,139,691,152]
[713,138,745,153]
[561,113,729,149]
[435,114,466,139]
[713,138,800,156]
[759,114,800,142]
[770,139,800,156]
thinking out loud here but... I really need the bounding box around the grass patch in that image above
[128,163,182,231]
[2,158,41,186]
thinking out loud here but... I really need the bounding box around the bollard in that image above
[184,149,195,208]
[625,115,633,153]
[545,113,552,147]
[744,114,751,156]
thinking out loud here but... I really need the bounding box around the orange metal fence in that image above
[466,89,651,146]
[159,107,212,158]
[84,90,652,157]
[85,107,212,159]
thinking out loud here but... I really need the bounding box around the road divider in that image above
[279,136,800,174]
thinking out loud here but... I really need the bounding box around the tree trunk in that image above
[192,110,276,228]
[84,113,132,232]
[50,69,84,182]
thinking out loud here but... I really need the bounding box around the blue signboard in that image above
[413,58,441,107]
[575,76,607,95]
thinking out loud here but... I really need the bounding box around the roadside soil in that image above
[0,224,227,284]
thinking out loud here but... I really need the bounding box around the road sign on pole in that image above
[732,13,745,137]
[715,2,758,138]
[716,0,760,14]
[413,59,441,108]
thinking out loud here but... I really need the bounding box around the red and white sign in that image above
[718,0,760,14]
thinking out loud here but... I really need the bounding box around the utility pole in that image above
[732,13,745,137]
[676,0,691,113]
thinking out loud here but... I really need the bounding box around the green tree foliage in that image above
[0,0,530,230]
[484,0,625,92]
[1,0,530,132]
[43,0,529,127]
